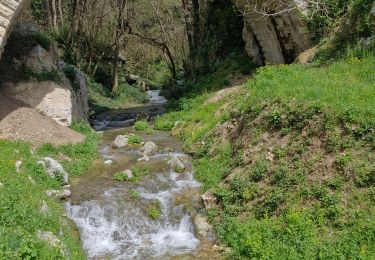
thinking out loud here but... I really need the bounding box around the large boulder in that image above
[140,141,158,156]
[0,22,89,126]
[25,45,58,73]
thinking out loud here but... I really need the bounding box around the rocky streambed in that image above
[65,92,221,259]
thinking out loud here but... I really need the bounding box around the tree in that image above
[237,0,331,19]
[111,0,130,92]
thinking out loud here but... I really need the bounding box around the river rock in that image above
[38,157,69,185]
[15,160,22,172]
[113,135,129,148]
[40,200,50,214]
[167,156,185,173]
[37,231,60,247]
[201,191,217,210]
[140,141,158,156]
[123,169,133,179]
[28,176,35,185]
[138,155,150,162]
[194,214,212,238]
[46,189,71,200]
[104,160,113,165]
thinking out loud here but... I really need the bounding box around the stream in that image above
[65,91,221,259]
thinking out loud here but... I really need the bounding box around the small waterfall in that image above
[147,90,167,104]
[65,130,214,259]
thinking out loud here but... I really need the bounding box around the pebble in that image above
[28,176,35,185]
[104,160,113,165]
[15,160,22,172]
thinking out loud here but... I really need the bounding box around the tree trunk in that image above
[58,0,64,25]
[51,0,58,30]
[45,0,53,29]
[112,39,121,92]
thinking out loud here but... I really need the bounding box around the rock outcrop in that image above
[0,22,89,126]
[234,0,311,65]
[183,0,311,72]
[182,0,245,75]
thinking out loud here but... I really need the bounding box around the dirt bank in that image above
[0,95,85,147]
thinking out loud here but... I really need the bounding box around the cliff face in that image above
[184,0,311,72]
[183,0,245,76]
[235,0,311,65]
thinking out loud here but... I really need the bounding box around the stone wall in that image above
[0,0,30,59]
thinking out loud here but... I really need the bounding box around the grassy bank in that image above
[155,55,375,259]
[0,123,98,258]
[88,79,149,113]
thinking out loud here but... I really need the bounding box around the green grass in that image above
[242,56,375,125]
[156,55,375,259]
[134,121,150,131]
[37,122,99,177]
[0,122,98,258]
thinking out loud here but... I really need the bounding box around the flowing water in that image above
[66,91,221,259]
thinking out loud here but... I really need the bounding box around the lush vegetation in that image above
[156,55,375,258]
[88,78,149,112]
[308,0,375,59]
[134,121,151,132]
[0,123,98,259]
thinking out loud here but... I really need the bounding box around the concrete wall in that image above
[0,0,30,59]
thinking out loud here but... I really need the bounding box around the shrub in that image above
[249,159,269,182]
[355,165,375,188]
[147,207,161,220]
[32,33,52,49]
[134,121,149,131]
[128,135,142,144]
[129,190,140,199]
